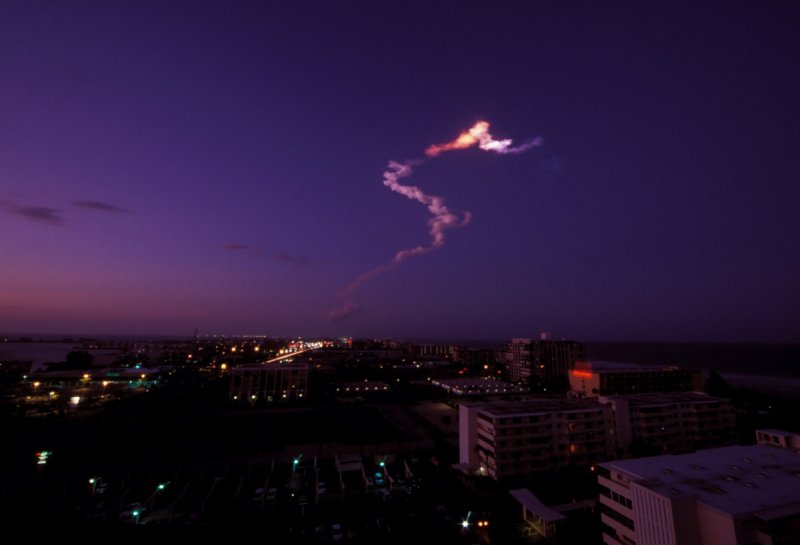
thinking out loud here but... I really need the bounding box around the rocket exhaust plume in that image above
[425,120,543,157]
[330,120,542,320]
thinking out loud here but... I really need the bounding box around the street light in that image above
[36,451,52,465]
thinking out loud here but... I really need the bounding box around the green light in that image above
[36,451,52,465]
[157,484,166,490]
[379,461,385,467]
[89,478,96,484]
[132,510,140,517]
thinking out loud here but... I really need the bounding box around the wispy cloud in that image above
[72,200,130,213]
[4,203,65,226]
[222,243,250,251]
[272,251,307,265]
[223,243,307,265]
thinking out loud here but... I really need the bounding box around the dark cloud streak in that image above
[222,243,250,251]
[272,251,307,265]
[72,200,130,213]
[4,203,65,226]
[223,244,307,265]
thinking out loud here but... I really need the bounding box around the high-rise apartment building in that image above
[506,335,585,391]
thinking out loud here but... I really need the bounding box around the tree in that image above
[62,351,94,369]
[705,370,730,396]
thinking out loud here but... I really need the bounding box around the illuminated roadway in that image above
[263,348,314,364]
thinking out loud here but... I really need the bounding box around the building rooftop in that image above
[601,444,800,517]
[509,488,566,523]
[430,376,527,395]
[578,361,692,373]
[470,398,605,418]
[759,429,797,438]
[234,362,309,369]
[584,360,642,370]
[599,392,724,405]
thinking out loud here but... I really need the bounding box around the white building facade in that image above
[598,432,800,545]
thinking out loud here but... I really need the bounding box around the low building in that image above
[570,361,703,398]
[600,392,737,455]
[757,429,800,449]
[510,488,596,541]
[229,363,308,403]
[459,399,614,480]
[598,431,800,545]
[430,376,528,396]
[335,381,391,395]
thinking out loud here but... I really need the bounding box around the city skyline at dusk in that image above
[3,2,799,342]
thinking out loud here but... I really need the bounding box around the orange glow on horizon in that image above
[572,370,594,379]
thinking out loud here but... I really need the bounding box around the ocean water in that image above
[0,342,79,366]
[584,342,800,379]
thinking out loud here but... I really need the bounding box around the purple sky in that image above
[2,2,799,342]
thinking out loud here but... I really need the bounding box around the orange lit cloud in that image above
[425,121,512,157]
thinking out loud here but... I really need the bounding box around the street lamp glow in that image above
[36,451,52,465]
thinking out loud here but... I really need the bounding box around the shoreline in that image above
[719,371,800,397]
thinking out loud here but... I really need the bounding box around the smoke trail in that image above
[330,120,541,320]
[329,162,470,321]
[382,161,472,263]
